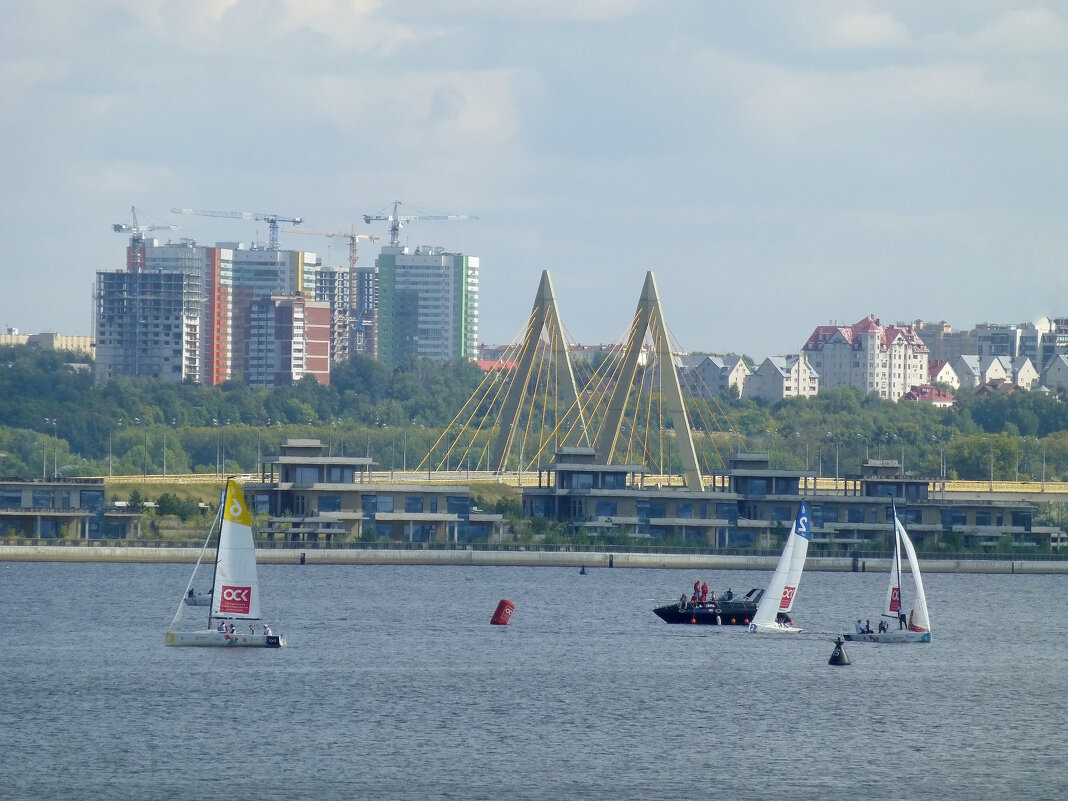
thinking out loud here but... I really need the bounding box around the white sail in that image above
[750,499,811,633]
[883,518,903,621]
[844,505,931,644]
[210,479,262,622]
[896,514,931,633]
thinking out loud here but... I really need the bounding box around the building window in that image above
[595,500,617,517]
[405,496,424,513]
[295,466,319,485]
[318,495,341,513]
[327,466,355,484]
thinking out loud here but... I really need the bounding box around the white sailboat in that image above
[165,479,286,648]
[844,503,931,644]
[748,499,811,635]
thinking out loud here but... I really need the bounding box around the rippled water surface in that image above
[0,561,1064,800]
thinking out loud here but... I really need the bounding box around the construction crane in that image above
[112,206,180,243]
[279,225,380,269]
[363,201,477,248]
[112,206,180,271]
[170,208,303,250]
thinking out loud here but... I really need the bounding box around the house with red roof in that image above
[902,385,955,407]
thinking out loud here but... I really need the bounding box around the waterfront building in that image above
[522,449,1056,550]
[802,316,929,401]
[244,438,502,542]
[0,477,140,539]
[374,245,478,368]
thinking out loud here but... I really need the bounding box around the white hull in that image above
[844,629,931,644]
[165,630,286,648]
[183,595,212,607]
[748,621,803,635]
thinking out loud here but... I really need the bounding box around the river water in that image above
[0,561,1064,800]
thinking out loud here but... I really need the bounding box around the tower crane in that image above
[112,206,180,271]
[112,206,180,243]
[279,225,380,269]
[170,207,303,250]
[363,201,477,248]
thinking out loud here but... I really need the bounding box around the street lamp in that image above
[44,418,57,479]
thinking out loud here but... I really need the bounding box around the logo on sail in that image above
[219,584,252,614]
[779,585,795,609]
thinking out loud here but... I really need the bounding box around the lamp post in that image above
[44,418,57,479]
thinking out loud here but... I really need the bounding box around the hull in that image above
[844,629,931,644]
[164,630,286,648]
[653,600,758,626]
[183,595,212,607]
[653,589,763,626]
[748,621,803,634]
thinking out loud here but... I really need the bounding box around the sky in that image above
[2,1,1066,358]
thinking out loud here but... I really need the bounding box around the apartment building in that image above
[246,295,331,387]
[745,354,819,401]
[802,316,929,400]
[374,245,479,368]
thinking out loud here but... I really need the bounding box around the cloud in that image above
[959,7,1068,53]
[825,10,912,49]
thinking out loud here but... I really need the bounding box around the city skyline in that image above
[2,2,1065,357]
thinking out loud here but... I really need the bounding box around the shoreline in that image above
[1,544,1064,573]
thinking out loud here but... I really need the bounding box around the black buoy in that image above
[579,565,587,575]
[829,635,851,666]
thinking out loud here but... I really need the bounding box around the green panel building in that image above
[374,245,478,368]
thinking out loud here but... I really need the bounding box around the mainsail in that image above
[209,479,262,623]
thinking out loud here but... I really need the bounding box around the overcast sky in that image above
[2,1,1065,358]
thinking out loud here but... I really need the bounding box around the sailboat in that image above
[164,478,286,648]
[844,502,931,644]
[748,499,811,635]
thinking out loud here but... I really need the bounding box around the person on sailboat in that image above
[263,623,272,636]
[855,619,863,634]
[217,620,227,632]
[899,610,907,629]
[864,619,873,634]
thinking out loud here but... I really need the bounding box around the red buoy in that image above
[491,598,515,625]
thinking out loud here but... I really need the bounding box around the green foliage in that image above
[7,344,1068,483]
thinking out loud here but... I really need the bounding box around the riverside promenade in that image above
[1,543,1065,574]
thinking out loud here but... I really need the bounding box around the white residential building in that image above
[802,316,929,401]
[745,354,819,401]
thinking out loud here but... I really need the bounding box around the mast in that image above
[207,483,227,629]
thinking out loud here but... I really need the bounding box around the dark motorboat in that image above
[652,588,765,626]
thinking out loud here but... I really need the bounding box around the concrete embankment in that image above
[1,544,1065,573]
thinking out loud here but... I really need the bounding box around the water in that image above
[0,561,1064,800]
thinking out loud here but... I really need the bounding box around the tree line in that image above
[4,345,1068,482]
